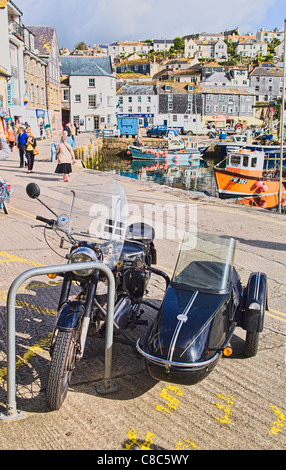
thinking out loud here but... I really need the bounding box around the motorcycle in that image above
[26,176,268,411]
[26,175,162,410]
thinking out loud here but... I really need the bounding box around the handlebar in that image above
[36,215,56,226]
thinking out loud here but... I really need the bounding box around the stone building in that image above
[28,26,62,135]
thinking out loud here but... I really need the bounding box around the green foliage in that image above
[74,41,88,50]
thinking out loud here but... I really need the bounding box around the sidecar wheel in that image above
[244,331,259,357]
[46,330,78,411]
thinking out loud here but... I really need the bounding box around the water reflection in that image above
[96,154,217,195]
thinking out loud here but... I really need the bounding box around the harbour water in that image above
[93,153,218,196]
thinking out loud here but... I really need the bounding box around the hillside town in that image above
[0,0,285,138]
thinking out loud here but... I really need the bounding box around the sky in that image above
[15,0,286,49]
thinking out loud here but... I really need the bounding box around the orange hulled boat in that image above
[214,148,286,210]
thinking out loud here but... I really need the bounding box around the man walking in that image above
[17,127,28,168]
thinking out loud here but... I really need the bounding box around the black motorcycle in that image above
[26,176,162,410]
[26,175,267,411]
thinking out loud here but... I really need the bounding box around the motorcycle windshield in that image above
[56,173,128,267]
[172,232,235,293]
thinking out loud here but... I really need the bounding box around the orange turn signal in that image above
[223,346,233,357]
[47,273,58,279]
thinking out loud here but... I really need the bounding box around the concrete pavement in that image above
[0,134,285,450]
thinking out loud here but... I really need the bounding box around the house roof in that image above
[27,26,56,56]
[249,63,283,77]
[196,85,255,95]
[60,56,114,77]
[117,84,157,95]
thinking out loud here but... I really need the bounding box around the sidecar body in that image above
[137,232,267,386]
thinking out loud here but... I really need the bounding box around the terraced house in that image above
[249,62,284,102]
[28,26,62,135]
[60,56,116,132]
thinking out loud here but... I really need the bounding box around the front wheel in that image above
[46,330,78,411]
[244,331,259,357]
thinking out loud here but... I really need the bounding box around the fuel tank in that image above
[137,285,232,385]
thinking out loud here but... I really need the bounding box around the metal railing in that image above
[0,261,116,421]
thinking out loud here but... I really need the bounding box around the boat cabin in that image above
[226,149,264,177]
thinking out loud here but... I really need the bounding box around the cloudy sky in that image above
[15,0,285,49]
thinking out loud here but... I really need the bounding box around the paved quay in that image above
[0,134,285,450]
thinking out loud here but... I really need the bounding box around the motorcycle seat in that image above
[126,222,155,242]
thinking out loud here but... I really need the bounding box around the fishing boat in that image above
[214,148,286,209]
[128,136,203,162]
[215,130,286,169]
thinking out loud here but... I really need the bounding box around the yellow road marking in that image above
[0,333,52,384]
[8,206,36,221]
[0,251,44,267]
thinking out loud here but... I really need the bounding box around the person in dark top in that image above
[17,127,28,168]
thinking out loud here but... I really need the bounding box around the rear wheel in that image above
[244,331,259,357]
[46,330,78,411]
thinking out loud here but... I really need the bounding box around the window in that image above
[73,115,80,125]
[63,89,69,101]
[137,96,141,102]
[137,106,141,112]
[107,96,112,106]
[75,94,81,103]
[89,78,95,87]
[168,103,173,111]
[128,106,132,112]
[147,106,151,112]
[88,95,97,107]
[173,115,177,122]
[147,96,151,103]
[206,94,213,101]
[168,94,173,102]
[128,97,132,103]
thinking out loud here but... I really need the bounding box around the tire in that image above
[244,331,259,357]
[46,330,78,411]
[187,131,194,136]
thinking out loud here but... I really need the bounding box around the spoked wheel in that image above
[244,331,259,357]
[46,330,78,411]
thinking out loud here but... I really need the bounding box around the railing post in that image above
[0,262,116,421]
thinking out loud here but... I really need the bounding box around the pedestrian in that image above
[7,126,15,152]
[75,122,79,135]
[0,132,10,160]
[55,131,75,182]
[17,127,28,168]
[70,124,75,144]
[25,129,38,173]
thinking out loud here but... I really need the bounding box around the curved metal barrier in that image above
[0,261,116,421]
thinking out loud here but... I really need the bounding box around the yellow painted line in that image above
[8,206,36,221]
[0,333,52,384]
[268,308,286,318]
[0,251,44,268]
[266,311,286,324]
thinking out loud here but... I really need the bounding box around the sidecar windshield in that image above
[56,173,128,266]
[172,232,235,293]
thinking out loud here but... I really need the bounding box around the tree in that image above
[74,41,88,50]
[174,37,184,51]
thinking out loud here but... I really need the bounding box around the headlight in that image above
[68,247,98,277]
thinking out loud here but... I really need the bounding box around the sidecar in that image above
[137,232,267,386]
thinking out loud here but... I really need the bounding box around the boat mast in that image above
[278,18,286,213]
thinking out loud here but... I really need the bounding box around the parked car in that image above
[146,125,178,137]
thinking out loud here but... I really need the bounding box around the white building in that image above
[60,56,117,132]
[116,83,158,127]
[256,28,284,43]
[235,39,268,58]
[184,37,227,59]
[0,1,26,125]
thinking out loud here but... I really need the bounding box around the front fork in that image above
[53,272,98,358]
